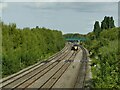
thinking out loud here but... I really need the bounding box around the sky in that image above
[0,0,119,34]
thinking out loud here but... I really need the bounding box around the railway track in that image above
[81,47,88,88]
[0,44,72,89]
[74,45,88,88]
[1,44,88,89]
[11,51,71,89]
[39,51,78,89]
[14,51,77,89]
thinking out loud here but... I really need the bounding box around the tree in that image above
[109,17,115,28]
[101,21,107,30]
[93,21,101,38]
[101,16,115,30]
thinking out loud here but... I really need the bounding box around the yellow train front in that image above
[71,44,79,51]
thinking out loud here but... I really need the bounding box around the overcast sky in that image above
[0,0,119,34]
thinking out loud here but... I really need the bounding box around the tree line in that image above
[93,16,115,38]
[1,22,65,77]
[63,33,86,38]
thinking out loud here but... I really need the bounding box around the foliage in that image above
[85,27,119,88]
[1,22,65,77]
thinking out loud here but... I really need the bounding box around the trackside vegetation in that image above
[1,22,65,77]
[84,16,120,88]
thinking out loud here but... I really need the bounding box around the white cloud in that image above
[2,0,120,2]
[35,0,119,2]
[0,3,7,10]
[24,2,118,13]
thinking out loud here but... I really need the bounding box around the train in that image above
[71,44,79,51]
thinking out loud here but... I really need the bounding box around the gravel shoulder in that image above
[84,48,92,88]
